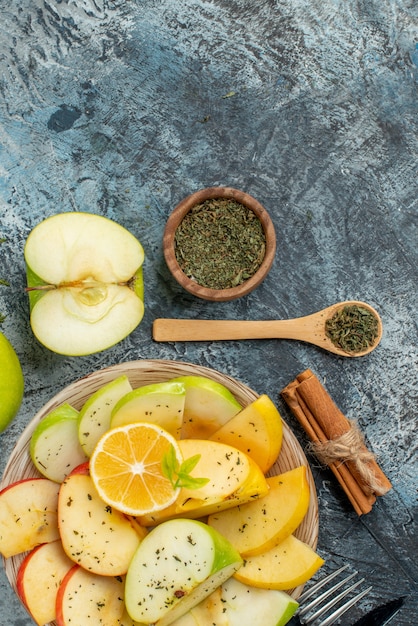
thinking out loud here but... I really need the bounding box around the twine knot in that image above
[308,419,386,495]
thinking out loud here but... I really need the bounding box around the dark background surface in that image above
[0,1,417,624]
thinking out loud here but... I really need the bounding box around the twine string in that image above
[307,419,384,495]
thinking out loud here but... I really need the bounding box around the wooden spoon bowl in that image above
[153,300,383,357]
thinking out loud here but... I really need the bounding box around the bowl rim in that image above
[1,359,319,611]
[163,186,277,301]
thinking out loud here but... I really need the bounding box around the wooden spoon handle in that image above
[152,318,310,342]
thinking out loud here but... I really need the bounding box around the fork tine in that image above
[317,585,373,626]
[307,577,368,623]
[299,571,359,617]
[297,564,350,604]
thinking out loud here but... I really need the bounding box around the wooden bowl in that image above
[1,359,319,617]
[163,187,276,301]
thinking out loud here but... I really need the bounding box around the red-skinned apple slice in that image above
[24,212,145,356]
[55,564,125,626]
[58,463,144,575]
[0,478,60,558]
[17,540,74,626]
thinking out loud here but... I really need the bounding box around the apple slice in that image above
[30,403,89,482]
[209,394,283,473]
[110,381,186,438]
[138,439,268,526]
[24,212,145,356]
[234,534,324,590]
[171,375,242,439]
[124,518,243,626]
[0,478,60,557]
[208,466,310,556]
[216,578,298,626]
[58,464,143,575]
[56,564,125,626]
[78,374,133,456]
[17,540,74,626]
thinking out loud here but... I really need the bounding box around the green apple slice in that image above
[170,376,242,439]
[110,381,186,438]
[30,404,89,483]
[213,578,298,626]
[125,518,243,626]
[24,212,145,356]
[78,375,133,456]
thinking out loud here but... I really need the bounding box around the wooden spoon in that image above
[152,300,383,357]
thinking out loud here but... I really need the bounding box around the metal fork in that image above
[287,564,372,625]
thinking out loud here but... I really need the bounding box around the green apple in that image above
[78,374,133,456]
[24,212,145,356]
[0,332,24,432]
[110,380,186,438]
[170,376,242,439]
[30,403,89,482]
[125,518,243,626]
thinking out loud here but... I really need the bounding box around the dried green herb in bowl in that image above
[174,198,266,290]
[325,304,380,354]
[163,187,276,302]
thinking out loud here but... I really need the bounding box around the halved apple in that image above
[58,464,143,575]
[208,466,310,556]
[78,374,133,456]
[17,540,74,626]
[110,381,186,438]
[0,478,60,557]
[170,376,242,439]
[24,212,145,356]
[209,394,283,473]
[30,403,89,482]
[138,439,268,526]
[124,518,243,626]
[56,564,125,626]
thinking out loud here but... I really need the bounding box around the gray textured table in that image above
[0,1,417,624]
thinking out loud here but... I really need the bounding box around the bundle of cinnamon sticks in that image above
[281,369,392,515]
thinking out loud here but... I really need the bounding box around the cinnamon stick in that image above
[281,369,392,515]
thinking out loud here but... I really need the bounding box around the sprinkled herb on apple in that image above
[24,212,145,356]
[125,518,243,626]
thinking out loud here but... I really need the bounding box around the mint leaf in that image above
[162,446,210,490]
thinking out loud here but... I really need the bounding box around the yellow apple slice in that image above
[171,375,242,438]
[78,374,133,456]
[0,478,60,558]
[138,439,268,526]
[24,212,145,356]
[56,565,125,626]
[209,394,283,473]
[208,466,310,556]
[234,534,324,590]
[17,540,74,626]
[58,464,143,576]
[110,381,186,438]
